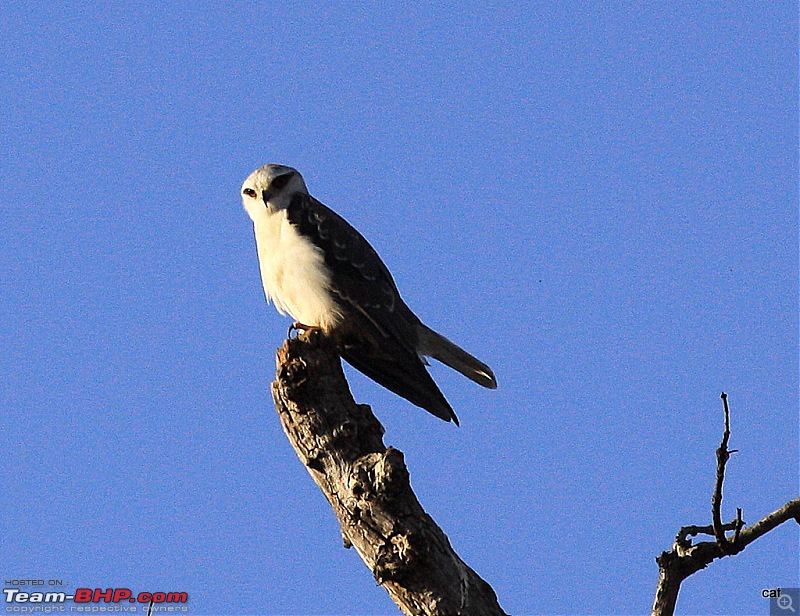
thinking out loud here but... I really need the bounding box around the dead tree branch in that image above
[652,393,800,616]
[270,331,508,616]
[711,392,739,548]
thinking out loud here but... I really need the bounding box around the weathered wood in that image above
[271,332,508,616]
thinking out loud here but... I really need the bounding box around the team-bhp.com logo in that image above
[4,587,188,612]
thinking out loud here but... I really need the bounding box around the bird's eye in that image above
[271,173,292,190]
[242,188,257,198]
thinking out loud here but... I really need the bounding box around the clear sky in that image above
[1,3,797,615]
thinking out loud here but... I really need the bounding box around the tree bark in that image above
[270,331,508,616]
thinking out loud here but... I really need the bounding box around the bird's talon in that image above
[288,322,319,338]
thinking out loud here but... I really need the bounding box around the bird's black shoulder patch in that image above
[270,171,294,190]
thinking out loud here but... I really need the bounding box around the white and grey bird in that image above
[241,163,497,424]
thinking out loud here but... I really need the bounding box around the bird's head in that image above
[241,164,309,220]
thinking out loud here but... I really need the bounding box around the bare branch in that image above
[270,332,508,616]
[652,394,800,616]
[712,392,738,548]
[676,521,739,548]
[734,497,800,550]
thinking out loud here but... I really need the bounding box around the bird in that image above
[241,163,496,424]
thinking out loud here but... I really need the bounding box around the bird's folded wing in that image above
[287,194,420,354]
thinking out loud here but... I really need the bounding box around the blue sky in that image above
[1,3,797,615]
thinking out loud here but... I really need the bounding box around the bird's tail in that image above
[417,325,497,389]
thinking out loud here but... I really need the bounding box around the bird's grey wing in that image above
[286,194,457,423]
[286,193,419,353]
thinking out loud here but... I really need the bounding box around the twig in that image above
[734,508,743,543]
[675,521,739,553]
[712,392,738,548]
[270,332,508,616]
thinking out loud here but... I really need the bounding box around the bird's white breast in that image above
[251,210,342,331]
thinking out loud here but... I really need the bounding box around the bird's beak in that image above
[262,189,277,211]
